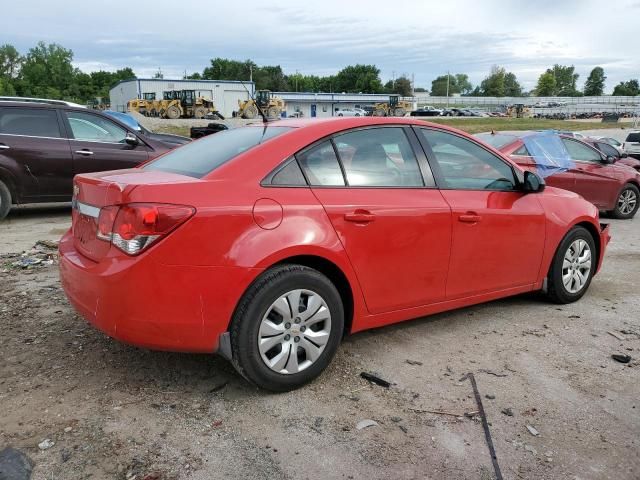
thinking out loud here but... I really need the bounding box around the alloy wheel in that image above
[562,239,592,294]
[258,289,331,374]
[618,189,637,215]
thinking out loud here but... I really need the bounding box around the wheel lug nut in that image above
[285,322,291,329]
[284,334,291,341]
[294,336,300,342]
[300,326,306,332]
[294,317,301,324]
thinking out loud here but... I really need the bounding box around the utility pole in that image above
[249,65,253,83]
[446,70,450,107]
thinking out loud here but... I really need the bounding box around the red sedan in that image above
[476,132,640,219]
[60,118,610,391]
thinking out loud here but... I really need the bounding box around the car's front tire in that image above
[230,265,344,392]
[610,183,639,219]
[0,180,11,220]
[546,226,596,304]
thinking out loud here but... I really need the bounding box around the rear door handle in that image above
[344,211,375,223]
[459,213,482,223]
[75,150,94,156]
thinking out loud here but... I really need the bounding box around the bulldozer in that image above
[127,93,157,116]
[235,90,285,119]
[506,103,531,118]
[154,90,222,119]
[373,94,412,117]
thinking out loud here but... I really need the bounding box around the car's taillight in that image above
[96,203,195,255]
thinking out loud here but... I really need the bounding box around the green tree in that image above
[185,72,202,80]
[546,64,580,96]
[583,67,606,96]
[535,71,556,96]
[18,42,75,99]
[455,74,473,95]
[203,58,255,81]
[503,72,522,96]
[392,75,413,96]
[254,65,289,91]
[430,74,458,96]
[612,79,639,96]
[414,87,427,93]
[0,44,22,79]
[334,64,383,93]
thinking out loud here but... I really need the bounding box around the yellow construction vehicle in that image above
[373,94,412,117]
[506,103,531,118]
[127,93,158,116]
[236,90,285,119]
[154,90,222,119]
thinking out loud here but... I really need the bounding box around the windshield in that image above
[475,132,518,149]
[144,126,293,178]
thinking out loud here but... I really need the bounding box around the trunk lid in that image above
[72,169,199,262]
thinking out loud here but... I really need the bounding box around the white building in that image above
[276,92,416,118]
[109,78,255,118]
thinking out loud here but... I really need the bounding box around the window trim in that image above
[0,106,64,140]
[413,126,524,192]
[262,125,437,189]
[63,110,130,145]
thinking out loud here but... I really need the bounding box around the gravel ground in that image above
[1,126,639,480]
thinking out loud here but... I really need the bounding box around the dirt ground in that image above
[1,128,639,480]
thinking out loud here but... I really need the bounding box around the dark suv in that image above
[0,98,180,219]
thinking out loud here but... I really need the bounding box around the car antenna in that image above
[239,80,269,124]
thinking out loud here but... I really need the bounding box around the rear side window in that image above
[0,108,61,138]
[146,126,293,178]
[513,144,530,156]
[626,132,640,143]
[270,159,307,186]
[296,141,345,186]
[333,127,424,187]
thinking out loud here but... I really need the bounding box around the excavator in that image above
[373,94,412,117]
[236,90,285,119]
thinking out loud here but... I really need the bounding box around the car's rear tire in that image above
[546,226,596,304]
[610,183,639,219]
[0,180,11,220]
[230,265,344,392]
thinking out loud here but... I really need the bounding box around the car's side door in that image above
[416,127,546,300]
[562,137,620,209]
[0,106,72,201]
[62,110,151,177]
[298,126,453,315]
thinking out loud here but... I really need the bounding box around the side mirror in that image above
[621,152,628,158]
[603,155,616,164]
[125,132,139,146]
[523,171,545,193]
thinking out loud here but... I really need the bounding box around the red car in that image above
[476,132,640,219]
[60,118,610,391]
[581,136,640,172]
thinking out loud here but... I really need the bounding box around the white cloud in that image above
[5,0,638,93]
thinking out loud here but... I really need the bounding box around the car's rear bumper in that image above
[59,230,262,353]
[597,223,611,274]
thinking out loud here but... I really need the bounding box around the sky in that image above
[4,0,638,93]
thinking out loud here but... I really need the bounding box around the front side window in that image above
[296,141,345,186]
[333,127,425,187]
[66,112,127,143]
[562,138,602,163]
[420,129,517,191]
[0,108,61,138]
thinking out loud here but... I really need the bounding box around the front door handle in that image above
[459,213,482,223]
[75,149,94,156]
[344,210,375,223]
[0,144,10,150]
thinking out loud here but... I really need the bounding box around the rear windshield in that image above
[475,132,518,149]
[626,132,640,143]
[145,126,293,178]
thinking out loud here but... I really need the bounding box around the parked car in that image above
[60,117,610,391]
[410,106,442,117]
[0,98,180,219]
[335,108,367,117]
[583,137,640,172]
[103,110,191,146]
[190,122,229,139]
[476,131,640,219]
[623,131,640,159]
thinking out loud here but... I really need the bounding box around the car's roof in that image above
[0,99,87,110]
[244,116,453,131]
